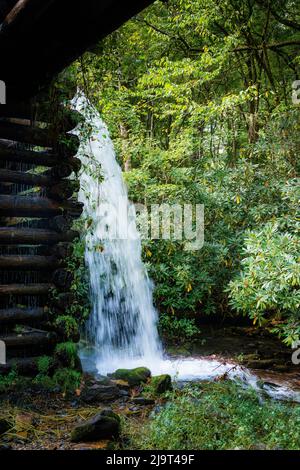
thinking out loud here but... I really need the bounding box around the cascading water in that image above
[72,94,300,402]
[73,94,162,374]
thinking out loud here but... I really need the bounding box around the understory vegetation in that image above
[125,381,300,450]
[64,0,300,346]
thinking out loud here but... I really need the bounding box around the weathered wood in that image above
[0,103,81,131]
[0,307,46,322]
[0,254,60,269]
[0,227,78,244]
[0,168,58,186]
[0,329,56,347]
[0,142,80,168]
[51,242,74,258]
[0,195,83,217]
[0,283,53,295]
[0,121,79,149]
[0,121,53,147]
[46,181,79,200]
[0,356,39,375]
[3,215,73,233]
[44,164,73,179]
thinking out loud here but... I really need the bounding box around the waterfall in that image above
[73,94,162,374]
[70,95,300,403]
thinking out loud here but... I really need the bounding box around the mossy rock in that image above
[71,408,120,442]
[151,374,172,395]
[110,367,151,386]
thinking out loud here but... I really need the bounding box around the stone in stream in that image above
[109,367,151,387]
[71,408,120,442]
[150,374,172,394]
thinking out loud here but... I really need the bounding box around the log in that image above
[0,195,83,217]
[0,356,41,375]
[0,227,78,244]
[44,163,76,179]
[0,121,79,149]
[5,215,73,233]
[0,283,54,296]
[49,215,73,233]
[52,269,73,290]
[0,168,58,186]
[0,121,53,147]
[0,104,81,131]
[0,329,57,348]
[0,307,46,322]
[0,255,60,269]
[0,142,80,168]
[46,181,79,201]
[51,242,74,258]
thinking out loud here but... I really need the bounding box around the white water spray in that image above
[73,94,162,374]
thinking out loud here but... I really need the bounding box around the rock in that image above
[131,397,155,405]
[151,374,172,394]
[246,359,274,369]
[0,418,10,436]
[71,408,120,442]
[80,384,120,403]
[109,367,151,387]
[94,375,112,386]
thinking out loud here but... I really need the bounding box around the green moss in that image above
[55,342,80,369]
[150,375,173,395]
[111,367,151,386]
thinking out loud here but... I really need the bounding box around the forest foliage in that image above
[66,0,300,346]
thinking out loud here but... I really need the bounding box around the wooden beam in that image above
[0,121,79,149]
[0,254,60,269]
[0,195,83,217]
[0,227,78,244]
[0,307,46,322]
[0,283,53,295]
[0,168,58,185]
[0,329,56,347]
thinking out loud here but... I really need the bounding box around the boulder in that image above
[71,408,120,442]
[109,367,151,387]
[80,384,120,403]
[151,374,172,394]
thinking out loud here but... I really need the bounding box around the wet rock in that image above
[151,374,172,394]
[0,418,10,436]
[80,384,120,403]
[131,397,155,405]
[71,408,120,442]
[109,367,151,387]
[94,375,112,386]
